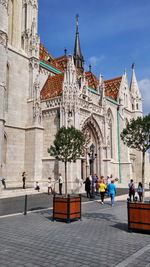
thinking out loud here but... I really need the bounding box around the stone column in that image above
[0,0,8,176]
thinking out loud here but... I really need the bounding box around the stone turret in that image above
[21,0,39,57]
[130,64,143,117]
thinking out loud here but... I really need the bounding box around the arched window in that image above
[8,0,14,44]
[132,104,134,110]
[136,103,138,110]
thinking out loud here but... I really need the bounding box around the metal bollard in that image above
[24,194,28,215]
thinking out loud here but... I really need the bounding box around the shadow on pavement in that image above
[111,222,128,232]
[83,212,117,223]
[29,207,46,211]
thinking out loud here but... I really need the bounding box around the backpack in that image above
[130,184,135,192]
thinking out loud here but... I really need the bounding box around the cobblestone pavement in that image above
[0,200,150,266]
[0,188,128,216]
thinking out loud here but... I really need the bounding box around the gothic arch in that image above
[80,115,103,178]
[81,115,103,146]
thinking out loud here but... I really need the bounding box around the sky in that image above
[38,0,150,115]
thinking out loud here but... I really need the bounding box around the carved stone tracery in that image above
[0,30,8,48]
[0,0,8,9]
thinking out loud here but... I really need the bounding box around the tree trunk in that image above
[65,161,67,197]
[142,151,145,201]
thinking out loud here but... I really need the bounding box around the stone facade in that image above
[0,0,149,192]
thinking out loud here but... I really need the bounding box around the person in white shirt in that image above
[58,173,63,195]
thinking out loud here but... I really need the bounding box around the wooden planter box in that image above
[127,201,150,233]
[53,194,81,223]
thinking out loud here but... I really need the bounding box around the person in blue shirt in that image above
[108,180,116,206]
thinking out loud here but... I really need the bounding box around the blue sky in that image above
[38,0,150,115]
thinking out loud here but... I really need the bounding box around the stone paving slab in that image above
[0,200,150,266]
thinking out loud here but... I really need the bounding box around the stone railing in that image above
[42,97,61,110]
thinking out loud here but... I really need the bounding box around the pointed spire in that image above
[73,14,84,71]
[130,63,141,98]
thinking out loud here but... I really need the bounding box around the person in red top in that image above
[128,179,135,201]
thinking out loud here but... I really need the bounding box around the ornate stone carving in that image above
[23,0,38,8]
[0,30,8,48]
[33,76,42,124]
[0,0,8,9]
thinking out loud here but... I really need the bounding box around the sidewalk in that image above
[0,195,150,266]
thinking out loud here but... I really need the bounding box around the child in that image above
[35,181,40,192]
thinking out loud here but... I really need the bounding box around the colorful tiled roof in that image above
[40,73,64,100]
[85,71,99,90]
[104,77,122,100]
[40,43,63,72]
[54,56,68,71]
[40,44,122,101]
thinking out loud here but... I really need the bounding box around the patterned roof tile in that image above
[40,73,64,100]
[40,43,63,72]
[85,71,99,90]
[104,77,122,100]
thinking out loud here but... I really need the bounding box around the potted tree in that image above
[48,126,85,222]
[121,113,150,233]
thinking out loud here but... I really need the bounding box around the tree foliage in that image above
[120,114,150,153]
[121,113,150,201]
[48,126,85,163]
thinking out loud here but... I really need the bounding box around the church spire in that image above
[73,14,84,71]
[130,63,141,99]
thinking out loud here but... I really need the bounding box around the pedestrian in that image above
[0,177,6,189]
[95,178,100,194]
[128,179,135,201]
[137,182,143,202]
[35,181,40,192]
[48,177,53,195]
[22,171,27,189]
[108,180,116,206]
[84,177,91,198]
[106,176,111,195]
[58,173,63,195]
[99,180,106,204]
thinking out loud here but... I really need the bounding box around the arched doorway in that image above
[81,115,103,179]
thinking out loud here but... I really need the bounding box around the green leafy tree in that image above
[121,114,150,200]
[48,126,85,196]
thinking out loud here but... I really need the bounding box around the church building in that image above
[0,0,149,192]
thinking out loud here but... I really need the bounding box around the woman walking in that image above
[99,180,106,204]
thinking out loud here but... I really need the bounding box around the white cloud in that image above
[138,79,150,115]
[89,55,105,67]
